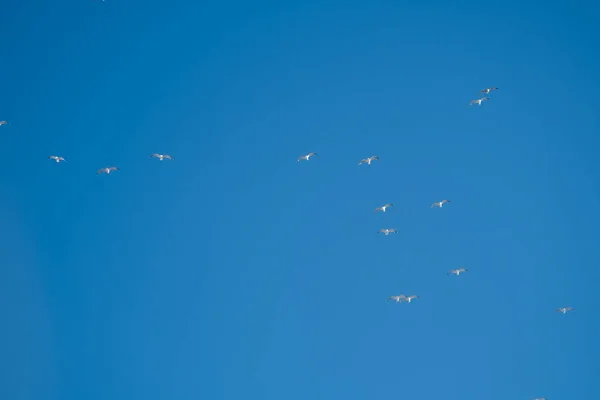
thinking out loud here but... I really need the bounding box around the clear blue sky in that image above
[1,1,598,399]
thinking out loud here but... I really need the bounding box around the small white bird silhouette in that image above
[374,203,394,213]
[448,268,467,275]
[48,156,66,163]
[96,166,119,175]
[297,152,317,162]
[532,398,547,400]
[431,200,450,208]
[150,153,173,161]
[0,120,7,126]
[480,87,498,95]
[469,97,490,106]
[387,295,405,303]
[358,155,379,166]
[378,228,397,236]
[556,307,574,314]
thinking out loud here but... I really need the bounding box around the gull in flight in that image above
[378,228,397,236]
[431,199,450,208]
[150,153,173,161]
[480,87,498,94]
[297,152,317,162]
[374,203,394,213]
[469,97,490,106]
[448,268,468,275]
[358,155,379,166]
[48,156,66,163]
[532,398,547,400]
[97,166,119,175]
[0,120,7,126]
[556,307,574,314]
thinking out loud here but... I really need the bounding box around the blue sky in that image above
[1,0,599,399]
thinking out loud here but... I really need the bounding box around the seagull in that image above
[448,268,468,275]
[387,295,406,303]
[470,97,490,106]
[150,153,173,161]
[297,152,317,162]
[358,156,379,166]
[96,166,119,175]
[480,87,498,94]
[404,295,419,303]
[378,228,397,236]
[48,156,66,163]
[431,200,450,208]
[556,307,574,314]
[532,398,547,400]
[0,120,7,126]
[374,203,394,213]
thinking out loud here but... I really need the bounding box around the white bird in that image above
[470,97,490,106]
[297,152,317,162]
[374,203,394,213]
[448,268,468,275]
[387,295,405,303]
[480,87,498,94]
[96,166,119,175]
[404,295,419,303]
[0,120,7,126]
[150,153,173,161]
[378,228,397,236]
[532,398,547,400]
[431,199,450,208]
[48,156,66,163]
[556,307,574,314]
[358,155,379,166]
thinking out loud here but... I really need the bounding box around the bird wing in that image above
[109,167,118,171]
[358,159,367,165]
[384,203,393,207]
[164,155,173,159]
[96,168,106,174]
[0,120,7,125]
[389,229,397,232]
[459,268,467,272]
[150,153,160,158]
[408,295,418,299]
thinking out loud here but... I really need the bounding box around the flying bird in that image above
[532,398,547,400]
[469,97,490,106]
[374,203,394,213]
[96,166,119,175]
[480,87,498,94]
[48,156,65,163]
[387,295,406,303]
[556,307,574,314]
[448,268,468,275]
[0,120,7,126]
[378,228,397,236]
[150,153,173,161]
[431,200,450,208]
[358,156,379,166]
[297,152,317,162]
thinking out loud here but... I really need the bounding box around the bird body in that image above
[469,97,490,106]
[556,307,574,314]
[358,155,379,166]
[297,152,317,162]
[431,200,450,208]
[481,87,498,94]
[97,166,119,175]
[448,268,467,275]
[150,153,173,161]
[375,203,394,213]
[378,228,397,236]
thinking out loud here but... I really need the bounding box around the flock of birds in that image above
[296,87,572,399]
[296,85,574,317]
[0,80,572,399]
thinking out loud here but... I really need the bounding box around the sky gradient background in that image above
[1,1,599,399]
